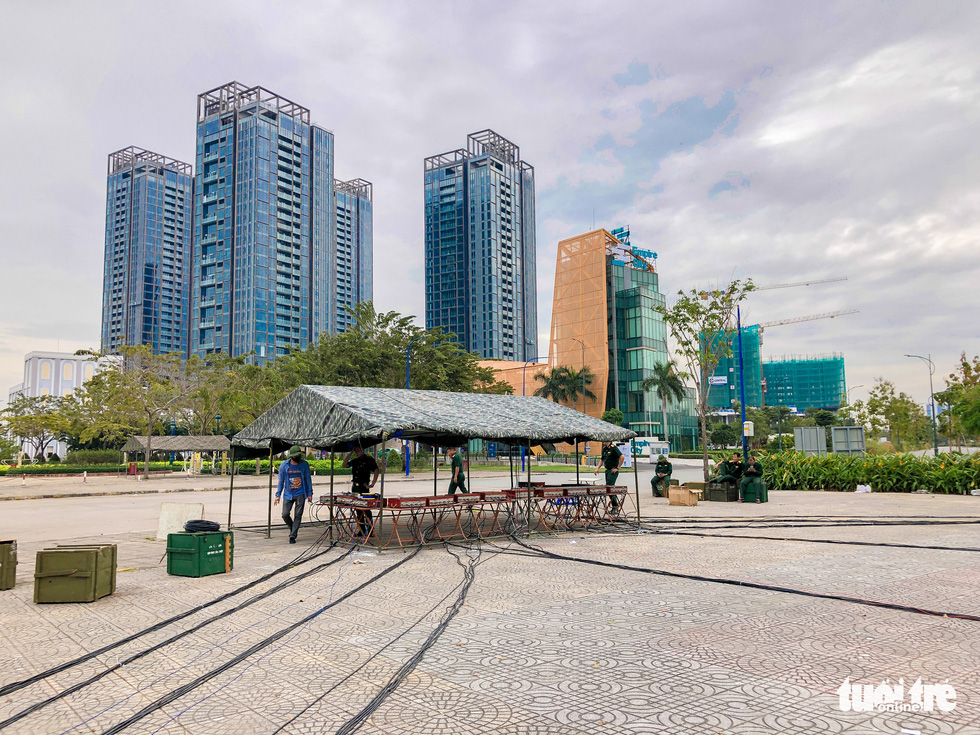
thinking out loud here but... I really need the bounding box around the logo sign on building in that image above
[709,376,728,386]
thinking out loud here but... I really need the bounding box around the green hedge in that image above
[13,462,176,476]
[763,452,980,494]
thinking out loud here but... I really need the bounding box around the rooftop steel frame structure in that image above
[196,81,310,123]
[334,178,373,201]
[107,146,192,176]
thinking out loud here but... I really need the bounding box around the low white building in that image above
[7,351,116,459]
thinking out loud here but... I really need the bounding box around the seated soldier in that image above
[710,452,743,485]
[651,454,672,497]
[739,454,765,503]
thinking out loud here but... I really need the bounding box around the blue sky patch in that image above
[613,62,652,88]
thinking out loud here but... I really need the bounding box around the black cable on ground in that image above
[0,536,337,701]
[0,544,354,730]
[274,544,488,734]
[507,534,980,623]
[97,547,423,735]
[333,545,480,735]
[638,519,980,531]
[655,530,980,553]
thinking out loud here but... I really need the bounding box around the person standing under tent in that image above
[447,446,466,495]
[274,446,313,544]
[594,440,624,512]
[343,446,379,539]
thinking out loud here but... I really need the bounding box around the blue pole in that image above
[736,306,748,463]
[406,336,421,477]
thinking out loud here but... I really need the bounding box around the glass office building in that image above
[101,147,193,355]
[191,82,336,360]
[333,179,374,333]
[424,130,537,361]
[548,227,698,450]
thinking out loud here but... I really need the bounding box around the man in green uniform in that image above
[342,446,379,539]
[651,454,672,497]
[711,452,743,485]
[594,441,624,511]
[739,454,765,502]
[447,447,466,495]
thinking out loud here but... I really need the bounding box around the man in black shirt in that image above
[594,441,625,511]
[342,446,379,539]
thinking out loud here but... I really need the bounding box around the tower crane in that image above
[757,310,858,342]
[753,277,847,291]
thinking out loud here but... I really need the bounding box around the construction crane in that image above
[754,277,847,291]
[758,309,859,333]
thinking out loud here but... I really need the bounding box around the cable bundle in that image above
[184,520,221,533]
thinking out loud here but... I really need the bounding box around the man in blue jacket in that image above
[274,445,313,544]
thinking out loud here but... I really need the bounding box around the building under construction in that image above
[763,354,846,411]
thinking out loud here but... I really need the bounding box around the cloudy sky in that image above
[1,0,977,406]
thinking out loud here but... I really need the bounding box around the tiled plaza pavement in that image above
[1,489,979,734]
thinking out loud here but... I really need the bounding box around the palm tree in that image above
[533,366,573,403]
[641,360,687,450]
[533,365,598,407]
[563,366,598,409]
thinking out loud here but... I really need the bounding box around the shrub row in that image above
[762,452,980,494]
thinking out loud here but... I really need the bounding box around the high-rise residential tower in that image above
[333,179,374,333]
[191,82,338,360]
[424,130,537,361]
[101,147,193,355]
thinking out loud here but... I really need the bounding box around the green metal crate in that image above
[167,532,234,578]
[34,545,117,603]
[0,539,16,591]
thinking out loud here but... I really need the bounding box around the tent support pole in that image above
[377,444,387,551]
[508,449,513,489]
[267,447,273,539]
[226,446,235,530]
[433,446,437,497]
[329,450,335,542]
[575,440,580,484]
[632,438,640,524]
[526,442,532,531]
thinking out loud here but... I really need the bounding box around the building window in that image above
[40,362,51,380]
[63,363,73,382]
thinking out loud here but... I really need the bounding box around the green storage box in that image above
[0,539,16,591]
[167,531,234,578]
[706,481,739,502]
[34,544,117,603]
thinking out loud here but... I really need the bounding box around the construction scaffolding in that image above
[763,354,846,410]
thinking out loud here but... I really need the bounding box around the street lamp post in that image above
[215,414,221,436]
[405,336,422,476]
[846,384,865,404]
[521,356,545,473]
[170,420,176,467]
[904,354,940,457]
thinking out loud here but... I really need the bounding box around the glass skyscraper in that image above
[424,130,537,361]
[191,82,338,360]
[101,147,193,355]
[333,179,374,333]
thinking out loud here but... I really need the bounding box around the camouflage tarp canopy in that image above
[231,385,635,455]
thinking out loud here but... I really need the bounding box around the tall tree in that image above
[92,346,195,478]
[533,366,573,404]
[1,394,67,460]
[657,280,754,480]
[640,360,687,451]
